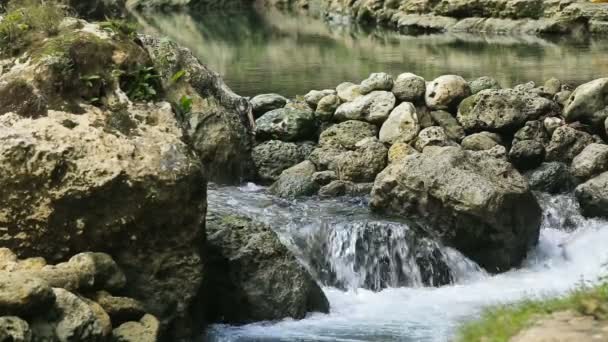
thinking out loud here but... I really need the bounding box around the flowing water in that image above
[204,186,608,342]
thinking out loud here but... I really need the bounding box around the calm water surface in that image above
[136,6,608,97]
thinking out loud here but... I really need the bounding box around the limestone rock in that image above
[526,162,573,194]
[360,73,394,94]
[575,171,608,218]
[252,140,313,182]
[379,102,420,144]
[563,78,608,129]
[250,93,287,118]
[312,171,338,186]
[91,291,145,326]
[336,82,362,102]
[509,140,545,171]
[392,73,426,103]
[544,117,563,136]
[388,142,419,163]
[318,120,378,150]
[304,89,336,109]
[315,94,341,121]
[334,138,388,182]
[415,126,450,151]
[546,125,594,163]
[318,180,373,198]
[514,120,548,143]
[256,108,316,142]
[425,75,470,111]
[469,76,501,95]
[571,143,608,181]
[334,91,396,124]
[269,161,318,198]
[430,110,465,142]
[112,314,159,342]
[0,316,31,342]
[0,273,55,316]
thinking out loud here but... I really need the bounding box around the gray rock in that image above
[0,316,31,342]
[334,91,396,124]
[256,108,316,142]
[388,142,419,163]
[379,102,420,144]
[0,273,55,316]
[543,78,562,96]
[415,126,450,151]
[336,82,362,102]
[461,131,502,151]
[571,143,608,181]
[543,117,563,137]
[425,75,471,111]
[554,90,573,108]
[513,120,548,143]
[203,215,330,323]
[318,180,373,198]
[334,138,388,182]
[564,78,608,129]
[360,73,394,94]
[269,161,318,198]
[112,314,159,342]
[252,140,312,182]
[575,171,608,218]
[91,291,146,326]
[509,140,545,171]
[304,89,336,109]
[312,171,338,186]
[430,110,465,142]
[318,120,378,150]
[392,73,426,103]
[250,94,287,118]
[526,162,572,194]
[469,76,501,95]
[370,146,541,272]
[315,94,341,121]
[546,125,594,163]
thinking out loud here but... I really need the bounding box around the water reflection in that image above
[135,6,608,97]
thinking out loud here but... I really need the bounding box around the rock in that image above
[256,108,316,142]
[392,73,426,103]
[415,126,450,151]
[336,82,362,102]
[388,142,419,163]
[318,120,378,150]
[269,161,318,198]
[509,140,545,170]
[312,171,338,186]
[379,102,420,144]
[91,291,145,326]
[563,78,608,129]
[318,180,373,198]
[360,73,394,94]
[203,215,329,323]
[334,91,396,124]
[554,90,573,108]
[571,143,608,181]
[575,172,608,218]
[425,75,470,111]
[457,88,559,133]
[430,110,465,142]
[0,273,55,316]
[416,106,435,128]
[250,93,287,118]
[514,120,548,143]
[526,162,573,194]
[112,314,159,342]
[0,316,31,342]
[370,146,541,272]
[252,140,313,182]
[334,138,388,182]
[543,78,562,96]
[315,94,341,121]
[469,76,501,95]
[546,125,594,163]
[304,89,336,109]
[285,99,313,111]
[544,117,563,136]
[485,145,508,160]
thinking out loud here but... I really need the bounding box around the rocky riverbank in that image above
[263,0,608,36]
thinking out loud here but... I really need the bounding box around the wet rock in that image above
[203,214,329,323]
[318,120,378,150]
[269,161,318,198]
[334,138,388,182]
[571,143,608,181]
[250,93,287,118]
[318,180,373,198]
[546,125,594,163]
[112,314,159,342]
[526,162,573,194]
[575,172,608,218]
[392,73,426,103]
[252,140,313,182]
[360,73,394,94]
[457,88,559,133]
[415,126,451,151]
[312,171,338,186]
[0,316,31,342]
[430,110,465,142]
[334,91,396,124]
[388,142,419,163]
[425,75,470,111]
[544,117,563,136]
[469,76,501,95]
[0,273,55,316]
[371,146,541,272]
[563,78,608,130]
[379,102,420,144]
[315,94,341,121]
[509,140,545,171]
[461,132,502,151]
[336,82,362,102]
[256,108,316,142]
[91,291,145,326]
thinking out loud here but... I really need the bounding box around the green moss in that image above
[457,282,608,342]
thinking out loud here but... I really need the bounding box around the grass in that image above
[457,281,608,342]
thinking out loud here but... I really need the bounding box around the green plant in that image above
[170,70,187,84]
[99,19,137,38]
[116,66,161,102]
[179,95,193,113]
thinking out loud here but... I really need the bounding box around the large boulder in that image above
[203,214,329,323]
[563,78,608,130]
[425,75,470,111]
[546,125,594,163]
[252,140,313,183]
[370,146,542,272]
[0,273,55,316]
[269,161,318,198]
[334,91,396,124]
[571,143,608,181]
[255,108,316,142]
[379,102,420,144]
[575,172,608,218]
[457,88,559,133]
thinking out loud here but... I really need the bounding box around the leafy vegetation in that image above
[457,282,608,342]
[116,66,161,102]
[99,19,138,38]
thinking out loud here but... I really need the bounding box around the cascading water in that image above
[205,184,608,342]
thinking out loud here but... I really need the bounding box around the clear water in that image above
[135,7,608,97]
[204,186,608,342]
